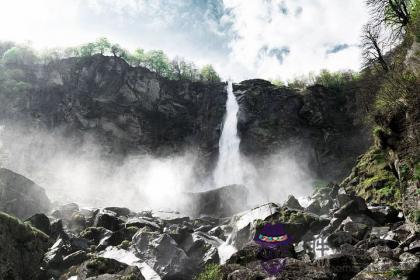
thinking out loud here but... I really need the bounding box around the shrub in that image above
[195,264,223,280]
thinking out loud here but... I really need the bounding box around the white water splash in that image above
[213,81,244,187]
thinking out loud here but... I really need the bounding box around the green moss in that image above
[346,148,404,208]
[195,264,223,280]
[118,240,131,250]
[0,211,49,242]
[414,162,420,181]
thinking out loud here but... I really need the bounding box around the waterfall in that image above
[213,81,244,187]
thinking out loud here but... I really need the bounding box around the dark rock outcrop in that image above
[0,211,50,280]
[233,80,371,181]
[187,184,249,217]
[0,168,51,219]
[0,55,227,168]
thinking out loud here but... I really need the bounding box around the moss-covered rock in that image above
[342,148,402,208]
[194,263,223,280]
[0,211,49,280]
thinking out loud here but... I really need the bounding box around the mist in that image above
[0,122,315,214]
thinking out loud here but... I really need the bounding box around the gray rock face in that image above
[0,55,227,168]
[233,80,371,181]
[132,228,194,279]
[0,168,51,219]
[187,184,249,217]
[0,211,50,280]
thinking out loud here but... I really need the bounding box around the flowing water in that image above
[213,81,244,187]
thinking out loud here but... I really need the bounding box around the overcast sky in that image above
[0,0,369,81]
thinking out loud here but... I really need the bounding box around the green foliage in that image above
[95,37,112,55]
[374,71,417,115]
[0,38,221,82]
[314,69,359,89]
[2,45,37,65]
[286,70,359,90]
[411,0,420,41]
[270,79,285,87]
[200,64,221,82]
[195,264,223,280]
[144,50,171,76]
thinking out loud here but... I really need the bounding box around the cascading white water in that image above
[213,81,244,187]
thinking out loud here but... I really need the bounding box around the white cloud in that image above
[0,0,369,81]
[220,0,369,81]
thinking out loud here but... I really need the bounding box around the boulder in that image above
[284,195,304,210]
[326,231,357,248]
[104,207,131,217]
[314,252,372,280]
[368,205,401,225]
[333,196,368,219]
[25,213,51,235]
[188,184,249,217]
[132,228,194,279]
[0,168,50,219]
[94,210,124,231]
[66,257,145,280]
[0,211,49,280]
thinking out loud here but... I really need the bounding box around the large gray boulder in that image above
[132,227,194,279]
[0,211,50,280]
[0,168,51,219]
[187,184,249,217]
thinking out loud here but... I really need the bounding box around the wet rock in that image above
[68,257,145,280]
[188,184,249,217]
[25,213,51,235]
[314,252,372,280]
[104,207,131,217]
[367,246,394,259]
[126,216,161,231]
[0,168,51,219]
[0,211,49,280]
[326,231,357,248]
[182,231,221,267]
[79,227,113,247]
[408,239,420,254]
[355,236,399,250]
[227,242,295,266]
[69,212,87,232]
[368,205,401,225]
[94,210,124,231]
[50,219,67,240]
[227,203,329,250]
[277,257,332,279]
[351,257,399,280]
[333,196,368,219]
[164,222,193,245]
[132,228,194,279]
[284,195,304,210]
[340,218,370,240]
[53,203,80,221]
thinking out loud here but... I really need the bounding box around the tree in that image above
[2,45,37,66]
[144,50,170,76]
[128,48,147,66]
[200,64,220,82]
[366,0,413,39]
[79,42,97,57]
[110,44,128,59]
[94,37,111,55]
[361,23,390,72]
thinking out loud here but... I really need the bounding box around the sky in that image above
[0,0,369,81]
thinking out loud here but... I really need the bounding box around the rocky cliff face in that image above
[0,54,227,164]
[233,79,372,181]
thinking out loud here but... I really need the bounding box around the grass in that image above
[195,264,223,280]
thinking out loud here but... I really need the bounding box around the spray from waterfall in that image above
[213,81,244,187]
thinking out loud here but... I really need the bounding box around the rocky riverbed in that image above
[0,167,418,280]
